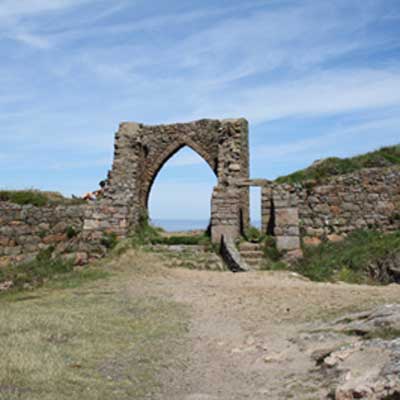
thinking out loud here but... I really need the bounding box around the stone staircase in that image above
[238,242,265,270]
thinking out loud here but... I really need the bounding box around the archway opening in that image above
[148,146,217,233]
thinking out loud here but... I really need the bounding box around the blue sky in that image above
[1,0,400,223]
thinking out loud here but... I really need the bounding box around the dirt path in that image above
[123,257,400,400]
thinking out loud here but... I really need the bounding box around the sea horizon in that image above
[151,219,261,232]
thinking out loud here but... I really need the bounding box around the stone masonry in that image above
[259,166,400,255]
[103,118,250,243]
[0,118,399,268]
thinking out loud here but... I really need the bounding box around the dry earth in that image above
[123,251,400,399]
[2,249,400,399]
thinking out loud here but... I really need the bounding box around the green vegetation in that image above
[294,230,400,284]
[0,189,85,207]
[66,226,78,239]
[0,248,107,294]
[150,233,211,246]
[130,211,212,247]
[244,225,265,243]
[0,251,188,400]
[276,144,400,184]
[100,232,119,250]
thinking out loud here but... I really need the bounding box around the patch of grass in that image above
[0,258,188,400]
[293,230,400,284]
[0,248,74,292]
[276,144,400,184]
[150,233,211,246]
[129,211,212,248]
[100,232,118,250]
[0,190,85,207]
[262,236,282,262]
[244,225,265,243]
[130,212,165,247]
[0,248,108,294]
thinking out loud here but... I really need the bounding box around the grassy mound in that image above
[276,144,400,184]
[0,189,85,207]
[294,230,400,284]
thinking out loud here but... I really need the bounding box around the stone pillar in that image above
[211,184,241,243]
[102,122,143,235]
[217,119,250,237]
[273,185,302,258]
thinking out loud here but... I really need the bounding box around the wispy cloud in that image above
[254,114,400,164]
[0,0,90,19]
[1,0,399,208]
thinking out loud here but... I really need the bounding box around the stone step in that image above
[238,242,263,251]
[245,258,264,267]
[239,250,264,259]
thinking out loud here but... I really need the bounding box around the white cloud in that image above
[254,114,400,163]
[193,67,400,124]
[0,0,88,19]
[11,31,51,49]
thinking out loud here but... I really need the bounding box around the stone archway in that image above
[103,118,250,242]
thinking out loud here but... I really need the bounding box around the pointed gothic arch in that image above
[104,118,250,242]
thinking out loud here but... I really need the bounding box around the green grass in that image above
[244,226,265,243]
[129,211,212,247]
[0,252,188,400]
[0,248,108,294]
[150,233,211,246]
[276,144,400,184]
[0,190,85,207]
[293,230,400,284]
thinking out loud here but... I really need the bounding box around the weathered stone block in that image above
[276,236,301,251]
[275,208,299,226]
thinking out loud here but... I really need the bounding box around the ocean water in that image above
[151,219,261,232]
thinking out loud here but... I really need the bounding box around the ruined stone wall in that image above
[261,167,400,254]
[296,167,400,245]
[0,200,127,267]
[105,118,250,242]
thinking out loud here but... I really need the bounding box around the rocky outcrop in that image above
[318,305,400,399]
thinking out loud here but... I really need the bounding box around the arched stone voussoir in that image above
[105,118,250,241]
